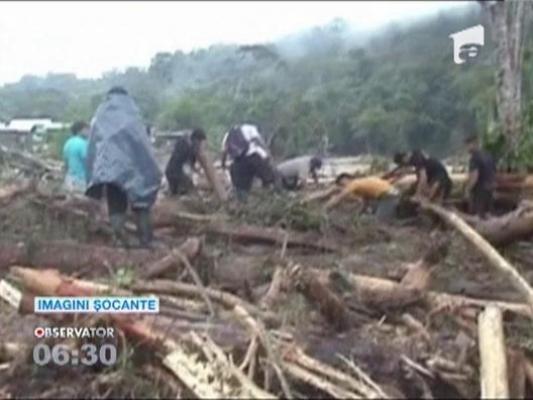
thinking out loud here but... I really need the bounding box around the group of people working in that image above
[62,86,497,250]
[164,123,323,201]
[324,136,496,220]
[62,87,324,248]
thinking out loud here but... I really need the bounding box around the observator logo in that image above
[34,327,45,338]
[34,326,115,339]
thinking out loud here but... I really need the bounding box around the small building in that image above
[4,118,68,133]
[0,118,68,151]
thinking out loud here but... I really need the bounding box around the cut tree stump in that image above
[478,306,509,399]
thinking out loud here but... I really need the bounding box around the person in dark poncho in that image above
[164,128,206,196]
[85,87,162,248]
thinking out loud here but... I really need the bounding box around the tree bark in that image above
[417,200,533,311]
[480,1,533,154]
[141,238,202,279]
[0,239,198,276]
[459,202,533,246]
[206,221,343,253]
[345,272,532,318]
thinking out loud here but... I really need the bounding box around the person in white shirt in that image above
[221,124,277,201]
[276,155,323,190]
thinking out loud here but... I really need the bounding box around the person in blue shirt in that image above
[62,121,89,193]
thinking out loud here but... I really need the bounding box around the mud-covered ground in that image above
[1,181,532,398]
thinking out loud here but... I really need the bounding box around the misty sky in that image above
[0,1,467,85]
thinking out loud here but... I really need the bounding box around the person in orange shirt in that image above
[324,173,400,220]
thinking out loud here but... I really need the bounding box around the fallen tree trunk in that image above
[478,306,509,399]
[141,238,202,279]
[458,202,533,246]
[345,272,532,318]
[206,221,343,253]
[396,172,533,194]
[132,279,281,328]
[151,198,226,229]
[417,200,533,311]
[288,264,351,331]
[0,239,200,276]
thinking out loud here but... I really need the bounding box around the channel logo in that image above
[33,326,115,339]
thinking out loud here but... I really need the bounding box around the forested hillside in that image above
[1,4,532,160]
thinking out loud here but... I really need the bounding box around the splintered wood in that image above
[478,306,509,399]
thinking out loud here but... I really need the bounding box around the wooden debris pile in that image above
[1,167,533,399]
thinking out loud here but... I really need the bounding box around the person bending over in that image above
[165,128,207,196]
[276,155,323,190]
[324,174,400,221]
[221,124,278,201]
[394,150,452,203]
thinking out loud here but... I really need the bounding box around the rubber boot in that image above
[109,213,129,248]
[134,209,153,249]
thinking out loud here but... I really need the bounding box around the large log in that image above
[396,172,533,194]
[478,306,509,399]
[206,221,343,253]
[288,264,350,331]
[151,199,341,252]
[345,272,532,318]
[417,201,533,311]
[458,202,533,246]
[0,239,200,276]
[140,238,202,279]
[151,198,226,229]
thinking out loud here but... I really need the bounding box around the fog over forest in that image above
[1,4,530,160]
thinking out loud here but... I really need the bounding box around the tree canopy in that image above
[2,5,532,166]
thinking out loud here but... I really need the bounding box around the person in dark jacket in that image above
[464,135,496,218]
[393,150,452,203]
[165,128,207,196]
[86,86,162,248]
